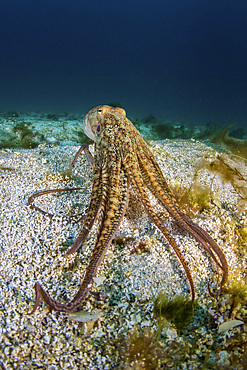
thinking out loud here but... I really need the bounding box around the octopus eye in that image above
[96,124,101,133]
[97,109,102,113]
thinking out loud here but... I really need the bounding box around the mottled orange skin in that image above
[29,105,228,313]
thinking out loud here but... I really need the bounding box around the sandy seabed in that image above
[0,139,246,369]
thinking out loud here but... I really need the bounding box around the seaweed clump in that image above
[153,293,195,330]
[3,111,19,118]
[142,115,196,140]
[171,181,212,216]
[124,329,164,369]
[172,152,247,215]
[152,121,176,139]
[235,226,247,263]
[13,122,38,148]
[194,154,247,213]
[0,121,38,149]
[200,122,219,140]
[123,328,189,369]
[222,279,247,314]
[238,227,247,245]
[47,113,59,121]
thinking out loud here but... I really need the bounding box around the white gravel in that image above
[0,139,246,369]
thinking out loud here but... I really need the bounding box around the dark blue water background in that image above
[1,0,247,128]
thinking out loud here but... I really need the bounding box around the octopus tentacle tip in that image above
[28,282,42,315]
[64,249,76,257]
[207,281,224,299]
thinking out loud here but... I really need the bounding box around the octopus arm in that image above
[71,143,94,167]
[137,149,221,263]
[137,141,175,197]
[29,159,129,313]
[27,187,83,219]
[125,160,195,300]
[136,147,228,294]
[65,167,103,256]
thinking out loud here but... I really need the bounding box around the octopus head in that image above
[83,105,126,141]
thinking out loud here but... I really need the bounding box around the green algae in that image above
[199,122,220,140]
[222,279,247,311]
[13,122,38,148]
[153,122,196,140]
[123,328,189,369]
[238,227,247,250]
[47,113,59,121]
[235,226,247,263]
[194,153,247,213]
[123,329,165,369]
[116,294,246,369]
[171,181,212,216]
[0,121,38,149]
[153,293,195,330]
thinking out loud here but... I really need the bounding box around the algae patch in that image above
[153,293,195,330]
[0,121,38,149]
[193,153,247,213]
[123,328,189,369]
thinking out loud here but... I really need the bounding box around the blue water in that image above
[1,0,247,128]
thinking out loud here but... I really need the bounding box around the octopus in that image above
[29,105,228,314]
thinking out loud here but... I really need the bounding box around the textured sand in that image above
[0,139,246,369]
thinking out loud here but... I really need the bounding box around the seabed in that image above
[0,112,246,369]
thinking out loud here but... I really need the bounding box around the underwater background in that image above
[1,0,247,129]
[1,1,247,369]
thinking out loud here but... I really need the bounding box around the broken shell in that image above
[218,319,244,333]
[93,276,106,286]
[68,309,102,323]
